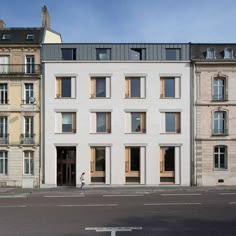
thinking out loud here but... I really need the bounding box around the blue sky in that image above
[1,0,236,43]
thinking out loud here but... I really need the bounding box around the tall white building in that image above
[41,44,191,187]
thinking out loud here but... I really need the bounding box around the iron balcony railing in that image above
[0,64,40,75]
[212,95,228,101]
[21,133,35,145]
[0,134,9,144]
[212,129,228,136]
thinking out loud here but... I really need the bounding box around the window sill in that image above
[125,132,146,134]
[213,169,228,171]
[55,97,76,99]
[55,132,76,134]
[160,132,181,134]
[90,97,110,99]
[90,132,111,134]
[125,97,145,99]
[160,97,180,99]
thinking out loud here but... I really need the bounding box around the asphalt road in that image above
[0,188,236,236]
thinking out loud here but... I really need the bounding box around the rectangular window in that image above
[0,56,9,73]
[96,112,111,133]
[90,147,106,183]
[0,151,8,175]
[61,48,76,60]
[160,77,180,98]
[2,34,11,40]
[24,151,34,175]
[213,78,226,101]
[0,117,8,144]
[130,112,146,133]
[125,77,145,98]
[206,48,216,59]
[129,48,146,60]
[166,48,181,60]
[0,83,8,104]
[213,111,227,135]
[56,77,75,98]
[22,116,34,144]
[24,83,34,104]
[25,55,35,73]
[26,34,34,40]
[214,146,227,169]
[224,48,233,59]
[62,112,76,133]
[125,147,140,183]
[161,112,181,133]
[96,48,111,60]
[91,77,107,98]
[160,146,175,183]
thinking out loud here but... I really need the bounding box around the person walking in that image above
[80,172,85,190]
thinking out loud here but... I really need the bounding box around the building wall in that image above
[42,62,191,187]
[194,63,236,186]
[43,30,62,43]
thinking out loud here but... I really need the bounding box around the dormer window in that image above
[224,48,233,59]
[206,48,216,59]
[1,34,10,40]
[26,34,35,40]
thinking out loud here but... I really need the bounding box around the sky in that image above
[1,0,236,43]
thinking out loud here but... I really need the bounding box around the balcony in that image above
[0,64,40,75]
[21,134,35,145]
[0,134,9,144]
[212,129,228,136]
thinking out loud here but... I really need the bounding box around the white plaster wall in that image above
[43,62,191,187]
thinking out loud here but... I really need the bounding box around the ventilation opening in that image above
[218,179,224,183]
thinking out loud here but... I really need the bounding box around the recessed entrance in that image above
[57,146,76,186]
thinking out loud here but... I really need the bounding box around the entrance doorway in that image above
[57,146,76,186]
[160,146,175,184]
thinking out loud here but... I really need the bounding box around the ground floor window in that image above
[24,151,34,175]
[214,145,227,169]
[90,146,106,183]
[0,151,7,175]
[160,146,175,183]
[125,147,140,183]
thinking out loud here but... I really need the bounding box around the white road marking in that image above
[85,227,142,235]
[44,195,85,198]
[0,205,27,208]
[219,193,236,195]
[161,193,202,196]
[103,194,144,197]
[144,202,201,206]
[0,194,27,198]
[58,204,118,207]
[229,202,236,204]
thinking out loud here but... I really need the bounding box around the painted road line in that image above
[103,194,144,197]
[229,202,236,204]
[58,204,118,207]
[144,202,201,206]
[44,195,85,198]
[0,205,27,208]
[0,194,28,198]
[161,193,202,196]
[219,193,236,195]
[85,227,142,235]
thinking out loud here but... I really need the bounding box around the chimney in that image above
[42,5,50,28]
[0,20,6,29]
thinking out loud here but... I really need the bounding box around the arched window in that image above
[214,145,227,169]
[213,77,227,101]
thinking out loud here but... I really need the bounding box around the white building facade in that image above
[41,44,191,187]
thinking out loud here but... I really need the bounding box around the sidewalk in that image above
[0,185,236,195]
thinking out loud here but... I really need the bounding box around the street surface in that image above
[0,187,236,235]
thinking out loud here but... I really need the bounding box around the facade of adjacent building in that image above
[41,44,191,187]
[0,7,61,188]
[192,44,236,186]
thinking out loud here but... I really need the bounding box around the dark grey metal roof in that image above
[0,28,44,44]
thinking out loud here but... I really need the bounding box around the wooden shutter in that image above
[160,78,164,98]
[125,78,130,98]
[106,112,111,133]
[72,112,76,133]
[90,147,95,172]
[160,147,164,172]
[91,77,96,97]
[140,112,146,133]
[175,112,180,133]
[125,147,130,172]
[56,78,61,98]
